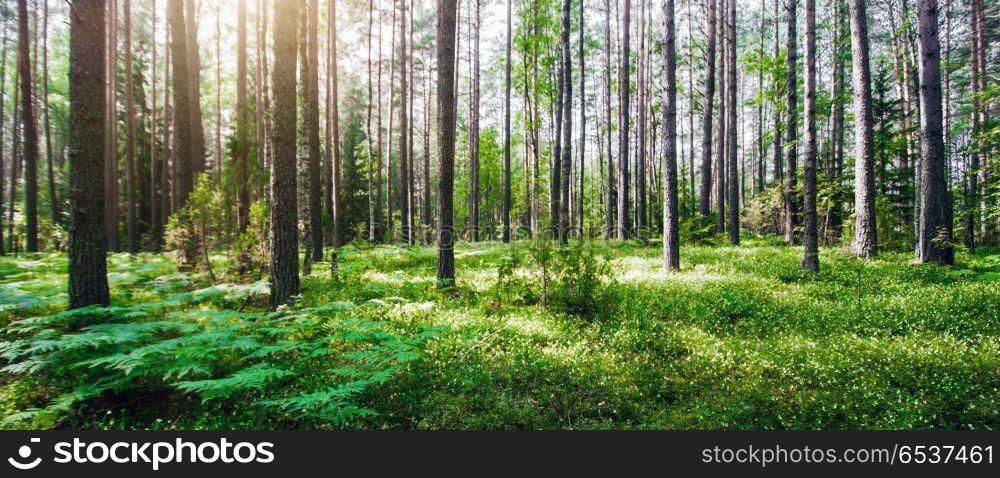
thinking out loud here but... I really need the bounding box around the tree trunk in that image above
[726,0,739,245]
[663,0,679,270]
[0,18,8,255]
[150,0,161,250]
[783,0,798,244]
[802,0,818,271]
[503,0,513,243]
[42,0,58,228]
[306,0,323,261]
[715,0,725,233]
[617,0,632,239]
[436,0,458,288]
[560,0,572,245]
[468,0,480,242]
[269,0,301,308]
[848,0,877,258]
[68,0,111,308]
[915,0,952,264]
[236,0,250,236]
[604,0,615,238]
[830,0,845,240]
[18,0,39,252]
[328,0,341,247]
[185,0,206,176]
[966,0,982,249]
[398,0,412,245]
[168,0,194,212]
[105,0,119,252]
[699,0,716,217]
[124,0,138,253]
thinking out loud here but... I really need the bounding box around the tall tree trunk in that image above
[663,0,679,270]
[830,0,845,240]
[0,18,9,255]
[214,13,222,178]
[150,0,161,250]
[726,0,739,244]
[966,0,982,249]
[105,0,119,252]
[168,0,193,208]
[771,0,782,190]
[270,0,301,308]
[559,0,572,245]
[783,0,798,244]
[68,0,111,308]
[848,0,877,258]
[802,0,818,271]
[307,0,323,261]
[42,0,58,227]
[604,0,615,238]
[398,0,411,245]
[915,0,952,264]
[469,0,480,242]
[715,0,725,233]
[636,0,647,236]
[437,0,458,288]
[617,0,632,239]
[367,0,376,241]
[503,0,513,243]
[185,0,206,176]
[18,0,39,252]
[577,0,586,239]
[328,0,341,247]
[699,0,716,217]
[124,0,138,253]
[236,0,250,236]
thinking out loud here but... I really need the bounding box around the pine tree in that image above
[68,0,111,308]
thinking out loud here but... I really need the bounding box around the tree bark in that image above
[699,0,716,217]
[783,0,798,244]
[915,0,952,264]
[105,0,119,252]
[802,0,818,271]
[726,0,739,245]
[398,0,412,245]
[0,18,8,255]
[269,0,301,308]
[42,0,58,227]
[848,0,877,258]
[236,0,250,236]
[560,0,572,245]
[437,0,458,288]
[328,0,341,247]
[306,0,323,261]
[663,0,679,270]
[18,0,39,252]
[124,0,138,253]
[617,0,632,239]
[168,0,193,208]
[185,0,206,176]
[503,0,513,243]
[68,0,111,307]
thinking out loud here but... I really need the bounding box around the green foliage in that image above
[549,242,617,318]
[4,239,1000,430]
[0,255,440,429]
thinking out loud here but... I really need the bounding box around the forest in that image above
[0,0,997,430]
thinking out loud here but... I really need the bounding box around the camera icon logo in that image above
[8,438,41,470]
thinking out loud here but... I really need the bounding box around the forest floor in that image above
[2,238,999,429]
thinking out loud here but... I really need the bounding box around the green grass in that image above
[2,238,999,429]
